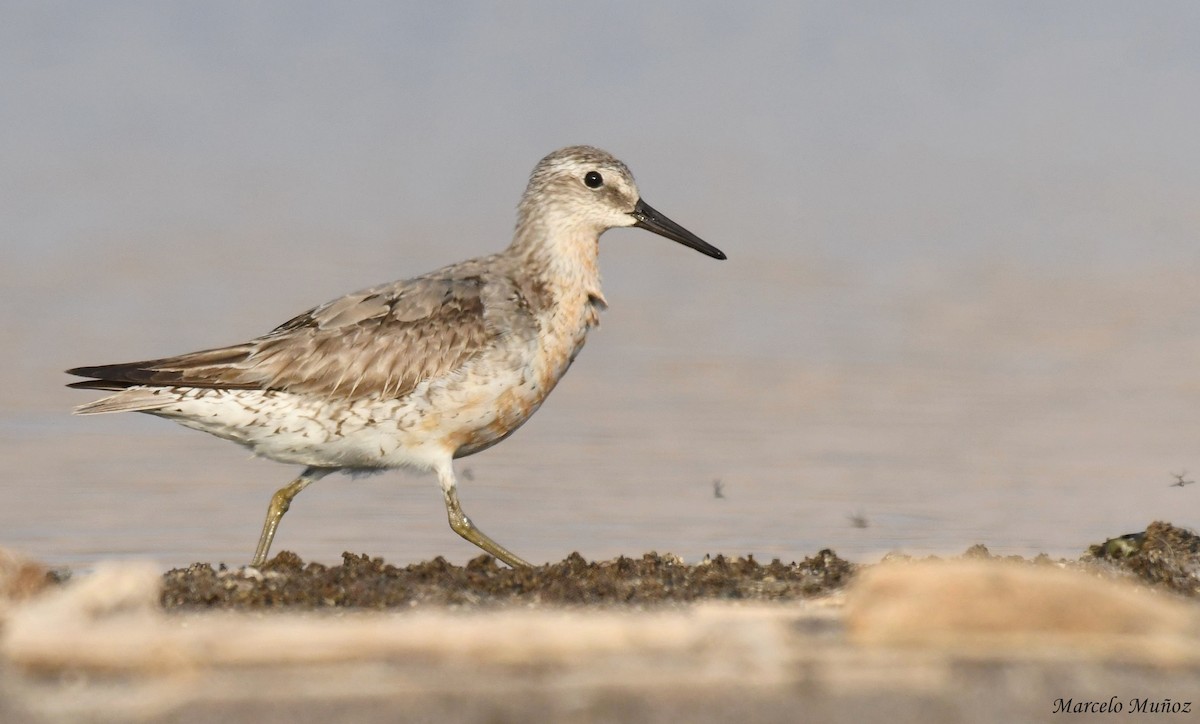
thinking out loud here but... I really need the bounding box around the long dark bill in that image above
[631,199,726,260]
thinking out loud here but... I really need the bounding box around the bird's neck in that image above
[507,211,607,394]
[508,211,604,306]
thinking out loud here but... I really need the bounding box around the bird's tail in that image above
[72,388,176,415]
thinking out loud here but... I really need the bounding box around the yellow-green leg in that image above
[251,467,330,567]
[436,462,531,568]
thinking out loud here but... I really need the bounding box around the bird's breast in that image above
[531,285,603,388]
[442,286,603,458]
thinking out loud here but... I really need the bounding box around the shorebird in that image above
[67,145,726,568]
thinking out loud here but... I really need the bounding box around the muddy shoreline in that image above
[155,520,1199,609]
[2,522,1198,723]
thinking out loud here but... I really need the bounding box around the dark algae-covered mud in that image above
[158,521,1200,610]
[161,549,856,609]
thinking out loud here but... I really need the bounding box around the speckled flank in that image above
[67,145,726,567]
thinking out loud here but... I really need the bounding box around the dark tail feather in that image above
[65,346,258,390]
[66,378,135,391]
[66,361,177,387]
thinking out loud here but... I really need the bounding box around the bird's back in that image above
[67,249,596,467]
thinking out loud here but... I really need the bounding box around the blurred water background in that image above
[4,3,1199,569]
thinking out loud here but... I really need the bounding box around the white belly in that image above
[147,357,545,470]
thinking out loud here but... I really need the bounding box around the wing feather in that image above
[67,275,502,401]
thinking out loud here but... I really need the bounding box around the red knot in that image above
[68,146,726,568]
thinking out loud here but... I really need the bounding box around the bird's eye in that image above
[583,171,604,188]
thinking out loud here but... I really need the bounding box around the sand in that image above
[1,522,1198,723]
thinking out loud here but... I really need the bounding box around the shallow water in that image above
[5,4,1199,572]
[4,239,1198,571]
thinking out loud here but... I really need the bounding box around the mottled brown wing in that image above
[67,276,497,400]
